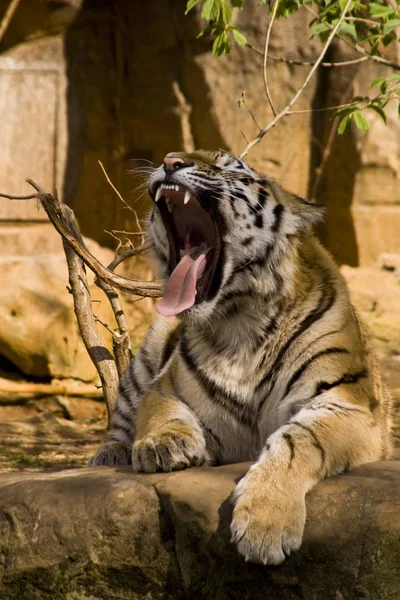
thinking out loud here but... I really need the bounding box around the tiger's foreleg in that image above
[132,382,209,473]
[230,393,382,564]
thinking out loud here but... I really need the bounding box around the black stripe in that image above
[239,176,255,185]
[218,288,254,306]
[242,236,254,246]
[169,369,223,462]
[284,347,350,398]
[160,326,182,371]
[139,346,156,378]
[315,369,368,396]
[111,415,133,440]
[229,194,240,218]
[291,421,326,467]
[258,187,268,209]
[180,335,256,428]
[128,360,145,396]
[119,377,137,409]
[254,213,263,228]
[282,432,295,468]
[271,204,284,233]
[231,188,258,213]
[256,270,336,397]
[234,244,273,273]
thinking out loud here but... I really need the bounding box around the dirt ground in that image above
[0,355,398,473]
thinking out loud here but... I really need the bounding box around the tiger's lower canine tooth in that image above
[155,187,163,202]
[184,190,191,205]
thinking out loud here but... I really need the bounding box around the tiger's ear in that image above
[291,194,326,229]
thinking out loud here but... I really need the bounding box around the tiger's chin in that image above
[151,183,223,318]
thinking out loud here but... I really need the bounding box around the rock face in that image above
[1,0,400,265]
[341,261,400,357]
[0,460,399,600]
[0,226,117,381]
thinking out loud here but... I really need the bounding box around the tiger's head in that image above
[147,150,325,322]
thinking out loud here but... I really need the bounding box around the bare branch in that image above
[17,180,162,297]
[263,0,279,116]
[98,160,145,245]
[240,0,355,158]
[247,43,370,68]
[0,378,103,401]
[0,0,21,43]
[62,238,119,426]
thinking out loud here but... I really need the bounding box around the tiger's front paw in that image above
[88,441,131,467]
[230,464,306,564]
[132,422,208,473]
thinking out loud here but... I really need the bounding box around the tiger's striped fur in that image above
[89,150,393,565]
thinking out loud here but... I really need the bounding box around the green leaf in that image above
[311,22,330,37]
[369,104,387,125]
[334,104,358,117]
[185,0,202,14]
[196,22,215,38]
[201,0,221,21]
[353,110,371,132]
[339,0,355,10]
[339,22,357,40]
[338,114,352,135]
[212,31,230,55]
[230,0,243,7]
[371,77,386,88]
[389,74,400,83]
[369,3,394,19]
[221,0,232,22]
[230,27,248,46]
[383,19,400,35]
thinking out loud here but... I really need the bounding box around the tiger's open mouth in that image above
[152,183,222,317]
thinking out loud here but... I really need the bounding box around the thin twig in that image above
[263,0,279,116]
[0,192,37,200]
[240,0,354,158]
[304,3,400,72]
[0,0,21,43]
[94,315,116,336]
[238,91,263,132]
[247,43,370,68]
[24,180,161,297]
[98,160,144,244]
[111,229,145,236]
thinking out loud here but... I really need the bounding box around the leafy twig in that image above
[247,43,370,68]
[240,0,354,158]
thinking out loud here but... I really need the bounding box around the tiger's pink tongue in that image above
[156,253,207,317]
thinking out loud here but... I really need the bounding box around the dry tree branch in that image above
[63,236,119,425]
[247,43,370,68]
[1,180,162,297]
[0,180,161,425]
[0,0,21,43]
[240,0,354,158]
[263,0,279,116]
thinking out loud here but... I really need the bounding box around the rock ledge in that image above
[0,461,399,600]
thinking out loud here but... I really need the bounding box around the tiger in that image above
[89,150,393,565]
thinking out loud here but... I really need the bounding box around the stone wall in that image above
[0,0,399,264]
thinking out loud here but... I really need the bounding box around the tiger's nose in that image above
[163,155,187,172]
